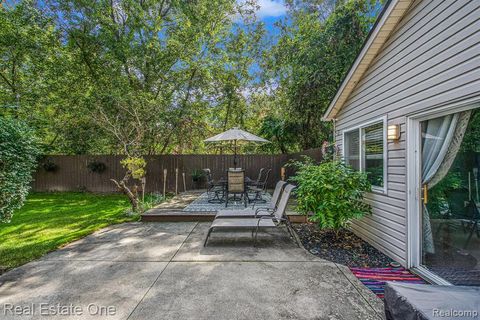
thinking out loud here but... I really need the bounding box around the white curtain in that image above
[428,111,472,188]
[422,114,458,185]
[421,111,471,253]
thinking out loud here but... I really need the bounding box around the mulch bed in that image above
[293,223,427,299]
[293,223,393,268]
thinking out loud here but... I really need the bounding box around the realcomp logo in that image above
[433,309,479,318]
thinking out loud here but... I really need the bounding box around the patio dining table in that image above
[207,170,258,205]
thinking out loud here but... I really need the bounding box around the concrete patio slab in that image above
[172,222,321,262]
[0,260,167,320]
[336,264,386,317]
[59,222,198,243]
[0,221,384,320]
[41,222,197,262]
[129,261,381,320]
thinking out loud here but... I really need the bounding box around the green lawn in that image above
[0,192,139,271]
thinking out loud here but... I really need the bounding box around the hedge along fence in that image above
[32,149,322,193]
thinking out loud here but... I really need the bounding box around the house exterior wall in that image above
[334,0,480,266]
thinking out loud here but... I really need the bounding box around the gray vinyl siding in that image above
[334,0,480,266]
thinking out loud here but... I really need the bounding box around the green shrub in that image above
[120,157,146,179]
[289,157,372,230]
[0,118,41,222]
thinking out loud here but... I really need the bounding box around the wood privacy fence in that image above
[32,149,322,193]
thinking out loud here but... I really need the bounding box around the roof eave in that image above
[323,0,414,121]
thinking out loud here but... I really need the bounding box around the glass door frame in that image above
[406,97,480,285]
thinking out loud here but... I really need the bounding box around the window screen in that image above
[344,130,360,170]
[363,122,384,187]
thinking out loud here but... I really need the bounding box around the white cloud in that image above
[256,0,287,18]
[237,0,287,20]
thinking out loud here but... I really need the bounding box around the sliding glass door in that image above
[420,107,480,285]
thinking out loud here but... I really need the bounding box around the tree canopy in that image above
[0,0,383,155]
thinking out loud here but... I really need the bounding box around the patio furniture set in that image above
[204,167,271,207]
[204,181,298,247]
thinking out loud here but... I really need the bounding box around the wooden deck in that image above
[141,190,308,223]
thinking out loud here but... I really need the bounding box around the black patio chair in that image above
[437,188,480,249]
[437,189,471,234]
[203,168,225,203]
[248,168,271,203]
[248,168,265,186]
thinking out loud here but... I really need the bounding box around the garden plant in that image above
[289,157,372,232]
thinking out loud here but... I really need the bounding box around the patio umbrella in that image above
[204,127,270,168]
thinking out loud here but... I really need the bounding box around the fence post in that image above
[163,169,167,198]
[281,167,286,181]
[182,172,186,192]
[175,168,179,195]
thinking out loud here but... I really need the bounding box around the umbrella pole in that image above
[234,140,237,169]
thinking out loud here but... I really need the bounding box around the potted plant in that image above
[191,169,205,189]
[42,159,59,172]
[87,161,107,173]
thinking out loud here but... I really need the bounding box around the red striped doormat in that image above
[350,267,426,299]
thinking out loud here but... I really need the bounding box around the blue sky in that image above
[253,0,287,19]
[246,0,288,37]
[239,0,288,80]
[262,15,284,38]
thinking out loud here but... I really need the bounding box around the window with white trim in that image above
[344,121,386,190]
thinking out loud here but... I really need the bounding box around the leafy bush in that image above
[120,157,146,180]
[87,161,107,173]
[289,157,372,230]
[0,118,40,222]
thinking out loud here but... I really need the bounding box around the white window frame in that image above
[342,116,387,194]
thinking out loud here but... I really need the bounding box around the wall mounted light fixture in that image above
[387,124,401,141]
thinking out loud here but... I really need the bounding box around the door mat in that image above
[350,267,426,299]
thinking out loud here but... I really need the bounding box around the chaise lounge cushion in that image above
[210,218,276,229]
[215,208,272,218]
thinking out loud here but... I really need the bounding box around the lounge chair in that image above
[204,184,297,247]
[215,180,287,218]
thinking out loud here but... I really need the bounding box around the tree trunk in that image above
[111,171,139,212]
